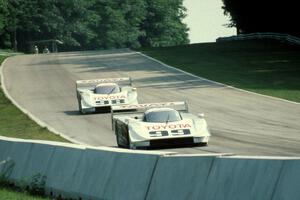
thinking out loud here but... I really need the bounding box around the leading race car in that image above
[111,102,210,149]
[76,77,138,113]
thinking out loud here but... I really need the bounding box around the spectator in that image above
[34,45,39,54]
[43,46,50,54]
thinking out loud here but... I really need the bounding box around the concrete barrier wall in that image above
[146,155,216,200]
[146,156,300,200]
[1,136,300,200]
[70,147,159,200]
[43,144,85,198]
[0,137,162,200]
[273,159,300,200]
[203,157,284,200]
[0,139,13,161]
[0,139,15,177]
[7,142,34,182]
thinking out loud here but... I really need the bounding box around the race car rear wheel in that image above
[198,142,208,147]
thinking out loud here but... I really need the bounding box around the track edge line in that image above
[0,56,85,145]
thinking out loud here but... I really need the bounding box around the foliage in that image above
[0,158,15,186]
[0,188,50,200]
[27,173,47,196]
[0,160,48,198]
[222,0,299,36]
[0,0,189,51]
[0,146,46,198]
[140,0,189,47]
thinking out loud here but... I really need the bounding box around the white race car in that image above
[76,77,138,113]
[111,102,210,149]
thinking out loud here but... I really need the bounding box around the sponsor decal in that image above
[94,95,126,100]
[146,124,191,130]
[79,78,128,84]
[149,130,168,137]
[117,102,177,109]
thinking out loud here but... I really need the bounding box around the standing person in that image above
[34,45,39,54]
[43,46,50,54]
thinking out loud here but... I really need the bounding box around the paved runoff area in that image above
[2,49,300,155]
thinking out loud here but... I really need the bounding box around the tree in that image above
[88,0,146,49]
[0,0,10,48]
[140,0,189,47]
[222,0,299,36]
[0,0,189,51]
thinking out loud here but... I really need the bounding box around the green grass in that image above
[140,39,300,102]
[0,49,14,53]
[0,56,69,142]
[0,187,49,200]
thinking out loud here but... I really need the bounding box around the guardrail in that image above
[1,136,300,200]
[216,32,300,45]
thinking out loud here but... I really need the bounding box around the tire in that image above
[77,96,83,113]
[116,134,121,147]
[78,98,87,114]
[124,127,131,149]
[77,92,86,114]
[116,130,123,148]
[116,124,130,148]
[79,103,83,114]
[198,142,208,147]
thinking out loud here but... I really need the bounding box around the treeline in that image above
[222,0,299,37]
[0,0,189,52]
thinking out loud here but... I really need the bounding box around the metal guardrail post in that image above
[216,32,300,45]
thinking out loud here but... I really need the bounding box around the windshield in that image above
[94,85,120,94]
[143,110,181,123]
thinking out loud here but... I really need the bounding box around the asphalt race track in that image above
[2,49,300,156]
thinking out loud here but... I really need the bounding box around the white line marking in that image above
[137,79,206,87]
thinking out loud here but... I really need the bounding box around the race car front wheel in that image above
[116,125,130,148]
[116,131,125,148]
[78,99,87,114]
[116,133,121,147]
[78,98,83,113]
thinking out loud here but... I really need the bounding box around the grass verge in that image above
[0,54,68,199]
[0,55,69,142]
[139,39,300,102]
[0,187,49,200]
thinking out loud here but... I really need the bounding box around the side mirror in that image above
[198,113,205,118]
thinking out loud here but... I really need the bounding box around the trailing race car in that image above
[111,102,210,149]
[76,77,138,113]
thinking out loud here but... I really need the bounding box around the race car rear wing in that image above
[76,77,132,90]
[111,101,189,130]
[112,101,188,113]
